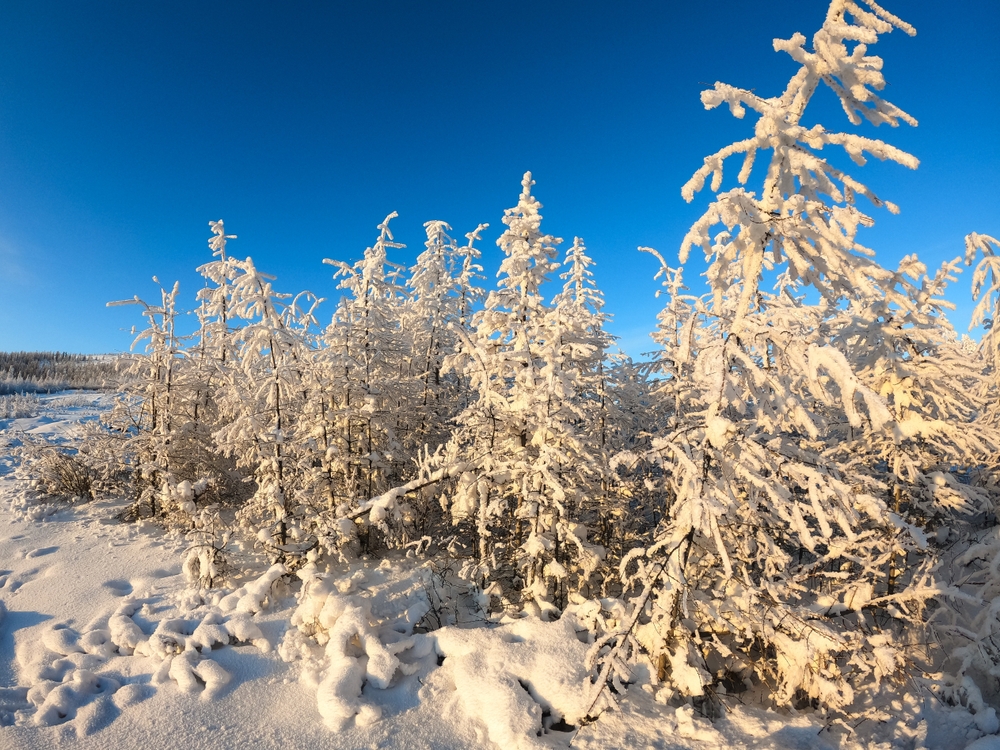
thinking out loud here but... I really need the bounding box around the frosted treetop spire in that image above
[520,170,535,199]
[208,220,236,260]
[495,171,560,296]
[682,0,917,207]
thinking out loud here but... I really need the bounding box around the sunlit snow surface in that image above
[0,392,997,749]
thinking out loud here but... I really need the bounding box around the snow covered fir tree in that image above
[7,0,1000,744]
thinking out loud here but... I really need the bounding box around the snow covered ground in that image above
[0,392,997,750]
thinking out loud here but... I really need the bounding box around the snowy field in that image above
[0,393,997,750]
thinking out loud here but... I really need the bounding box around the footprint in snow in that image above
[0,687,31,727]
[103,580,133,597]
[25,547,58,559]
[2,567,41,593]
[148,568,180,579]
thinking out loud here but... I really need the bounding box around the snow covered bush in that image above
[925,231,1000,712]
[15,439,95,502]
[106,279,192,520]
[587,0,952,717]
[0,393,39,419]
[416,174,611,614]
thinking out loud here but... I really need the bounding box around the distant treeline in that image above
[0,351,119,394]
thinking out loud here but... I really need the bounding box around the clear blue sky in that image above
[0,1,997,355]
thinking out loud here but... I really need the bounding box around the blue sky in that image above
[0,1,997,355]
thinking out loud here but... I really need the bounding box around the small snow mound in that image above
[219,563,286,614]
[30,668,120,727]
[79,628,116,658]
[224,613,270,652]
[190,611,230,653]
[43,626,85,656]
[674,703,723,743]
[109,600,147,654]
[967,737,1000,750]
[313,599,416,729]
[73,694,118,737]
[165,650,231,700]
[283,564,427,731]
[192,656,232,699]
[426,614,591,749]
[976,707,1000,736]
[111,683,153,709]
